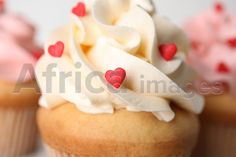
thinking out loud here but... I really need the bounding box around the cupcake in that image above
[183,2,236,157]
[0,5,42,157]
[36,0,204,157]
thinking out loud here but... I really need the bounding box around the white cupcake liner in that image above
[192,121,236,157]
[45,144,190,157]
[46,145,76,157]
[0,106,38,157]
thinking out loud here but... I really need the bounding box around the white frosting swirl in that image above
[35,0,204,122]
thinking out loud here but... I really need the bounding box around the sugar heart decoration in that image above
[217,62,230,73]
[0,0,4,13]
[48,41,64,58]
[105,68,126,89]
[159,43,177,61]
[72,2,86,17]
[32,49,44,60]
[191,41,199,50]
[214,2,224,13]
[226,38,236,48]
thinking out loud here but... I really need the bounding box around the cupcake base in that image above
[0,106,38,157]
[192,94,236,157]
[192,121,236,157]
[38,103,199,157]
[45,144,191,157]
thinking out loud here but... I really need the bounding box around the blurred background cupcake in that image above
[0,1,43,157]
[183,2,236,157]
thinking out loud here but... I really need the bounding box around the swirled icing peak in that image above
[184,2,236,95]
[0,12,42,82]
[36,0,204,122]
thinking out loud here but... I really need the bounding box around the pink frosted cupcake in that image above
[0,3,43,157]
[184,2,236,157]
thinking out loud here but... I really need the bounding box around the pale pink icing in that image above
[0,13,41,82]
[184,3,236,95]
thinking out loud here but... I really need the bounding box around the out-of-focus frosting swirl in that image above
[184,3,236,95]
[0,13,40,82]
[36,0,204,122]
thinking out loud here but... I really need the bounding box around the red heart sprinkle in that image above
[217,62,230,73]
[191,41,199,50]
[226,38,236,48]
[105,68,126,89]
[214,2,224,13]
[159,43,177,61]
[32,49,44,60]
[72,2,86,17]
[48,41,64,58]
[0,0,4,13]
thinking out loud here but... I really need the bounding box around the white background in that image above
[6,0,236,44]
[4,0,236,156]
